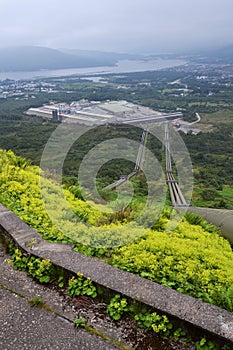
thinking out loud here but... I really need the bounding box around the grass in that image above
[220,185,233,198]
[28,295,44,307]
[200,110,233,125]
[191,185,233,209]
[188,102,233,108]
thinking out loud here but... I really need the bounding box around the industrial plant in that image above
[27,99,183,125]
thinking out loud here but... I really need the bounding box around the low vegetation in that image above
[111,217,233,311]
[6,243,230,349]
[1,149,233,315]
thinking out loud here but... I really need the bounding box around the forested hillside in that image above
[0,46,117,71]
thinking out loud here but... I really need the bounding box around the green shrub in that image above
[196,338,216,350]
[27,257,53,283]
[8,245,54,283]
[218,285,233,312]
[111,220,233,311]
[74,317,86,328]
[134,308,173,338]
[107,294,133,320]
[68,272,97,298]
[8,246,28,271]
[29,296,44,307]
[173,327,186,341]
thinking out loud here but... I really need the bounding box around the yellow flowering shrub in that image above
[111,221,233,310]
[1,149,233,311]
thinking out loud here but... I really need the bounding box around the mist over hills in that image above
[0,46,125,72]
[0,44,233,73]
[189,44,233,63]
[60,48,140,61]
[207,45,233,63]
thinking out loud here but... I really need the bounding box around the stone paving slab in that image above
[0,288,118,350]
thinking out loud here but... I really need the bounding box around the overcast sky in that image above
[0,0,233,53]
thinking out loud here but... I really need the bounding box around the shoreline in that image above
[0,58,186,81]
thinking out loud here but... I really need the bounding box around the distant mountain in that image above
[60,48,142,61]
[0,46,121,72]
[209,45,233,63]
[189,45,233,64]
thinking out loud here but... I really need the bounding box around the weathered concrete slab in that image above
[0,203,233,344]
[0,203,41,247]
[0,288,118,350]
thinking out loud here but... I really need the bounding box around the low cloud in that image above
[0,0,233,52]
